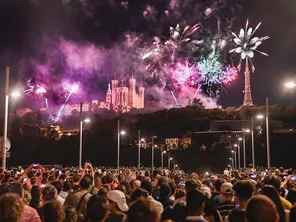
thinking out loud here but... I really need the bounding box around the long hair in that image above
[260,185,286,222]
[0,194,24,222]
[126,198,160,222]
[43,200,65,222]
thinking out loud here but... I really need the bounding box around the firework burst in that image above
[172,60,199,87]
[165,24,199,62]
[220,66,238,85]
[198,53,222,86]
[229,19,270,72]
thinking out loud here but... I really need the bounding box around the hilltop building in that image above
[99,75,144,113]
[16,108,33,118]
[62,75,144,116]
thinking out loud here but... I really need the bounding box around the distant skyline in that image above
[0,0,296,113]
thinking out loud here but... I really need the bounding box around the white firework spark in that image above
[165,24,199,62]
[229,19,270,72]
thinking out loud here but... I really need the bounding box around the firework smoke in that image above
[9,0,243,111]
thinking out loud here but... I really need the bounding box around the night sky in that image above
[0,0,296,113]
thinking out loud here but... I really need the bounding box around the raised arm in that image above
[19,164,34,180]
[79,162,88,183]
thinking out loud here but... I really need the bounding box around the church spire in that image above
[114,72,117,80]
[107,83,111,93]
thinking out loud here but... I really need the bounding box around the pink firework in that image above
[220,66,238,85]
[63,81,80,94]
[36,86,47,95]
[172,60,199,87]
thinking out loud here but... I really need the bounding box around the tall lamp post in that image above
[243,130,247,168]
[2,67,9,170]
[266,97,270,169]
[117,120,126,170]
[161,151,166,168]
[168,157,173,169]
[151,136,157,169]
[251,117,255,168]
[79,115,90,169]
[234,143,239,169]
[229,158,233,169]
[231,150,236,169]
[243,129,251,168]
[138,136,145,168]
[138,130,145,168]
[2,67,21,170]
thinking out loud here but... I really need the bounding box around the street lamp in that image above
[229,158,233,169]
[257,114,264,119]
[242,129,252,168]
[151,136,157,169]
[234,143,240,169]
[2,67,23,170]
[161,151,166,168]
[79,114,91,169]
[231,150,237,169]
[11,91,21,97]
[138,130,144,169]
[168,157,173,169]
[285,81,296,89]
[84,118,91,123]
[117,120,126,169]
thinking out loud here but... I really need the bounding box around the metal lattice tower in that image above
[243,59,253,107]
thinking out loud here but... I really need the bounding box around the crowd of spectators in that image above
[1,163,296,222]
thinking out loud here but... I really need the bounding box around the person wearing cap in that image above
[216,182,235,220]
[106,190,129,222]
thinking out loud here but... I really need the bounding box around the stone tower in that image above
[111,73,118,106]
[138,86,145,109]
[106,84,112,103]
[129,74,137,108]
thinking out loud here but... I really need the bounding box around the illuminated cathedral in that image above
[98,75,145,113]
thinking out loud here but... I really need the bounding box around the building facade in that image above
[64,103,91,116]
[62,76,144,116]
[99,76,144,113]
[16,108,33,118]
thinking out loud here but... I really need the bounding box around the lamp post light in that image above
[257,114,264,119]
[11,91,21,97]
[84,118,90,123]
[161,151,166,168]
[117,120,126,170]
[285,81,296,89]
